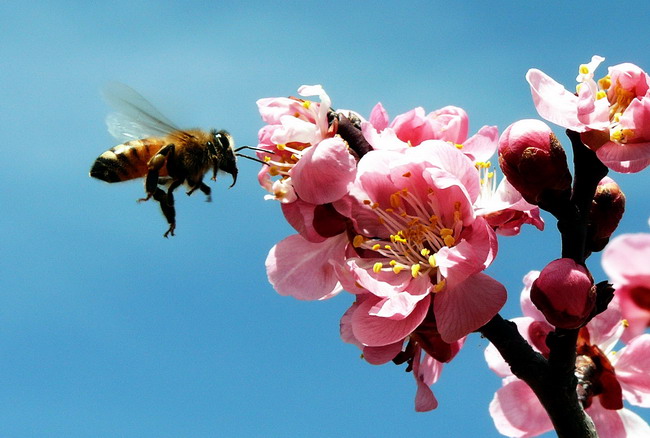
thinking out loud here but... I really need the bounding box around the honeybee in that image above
[90,83,263,237]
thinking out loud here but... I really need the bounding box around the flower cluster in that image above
[257,86,544,410]
[485,272,650,438]
[527,55,650,173]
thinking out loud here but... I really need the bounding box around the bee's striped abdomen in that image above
[90,139,166,182]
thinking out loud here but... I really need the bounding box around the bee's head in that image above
[209,129,238,187]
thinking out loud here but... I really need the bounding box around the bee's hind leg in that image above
[152,189,176,238]
[138,144,174,203]
[136,144,177,237]
[166,179,184,207]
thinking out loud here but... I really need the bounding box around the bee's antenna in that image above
[234,145,271,166]
[235,153,270,166]
[234,145,270,154]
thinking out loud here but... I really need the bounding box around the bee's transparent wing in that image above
[103,82,181,142]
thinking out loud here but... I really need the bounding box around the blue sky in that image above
[1,1,650,437]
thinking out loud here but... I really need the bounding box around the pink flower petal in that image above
[461,125,499,162]
[352,294,431,346]
[587,398,629,438]
[489,377,553,438]
[602,234,650,286]
[434,272,507,343]
[413,349,440,412]
[340,301,362,348]
[291,137,357,205]
[586,296,624,351]
[265,233,347,300]
[406,141,481,204]
[519,271,546,321]
[347,257,430,301]
[526,68,585,132]
[369,102,389,131]
[596,140,650,173]
[281,199,327,243]
[429,105,469,144]
[436,217,498,288]
[617,406,650,437]
[613,334,650,407]
[362,341,404,365]
[617,286,650,341]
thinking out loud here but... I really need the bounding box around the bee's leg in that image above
[198,182,212,202]
[166,179,184,207]
[186,180,212,202]
[138,144,174,203]
[151,188,176,238]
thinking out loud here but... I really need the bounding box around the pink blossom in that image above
[364,104,543,236]
[256,85,357,241]
[526,56,650,173]
[602,229,650,340]
[485,272,650,437]
[340,141,506,343]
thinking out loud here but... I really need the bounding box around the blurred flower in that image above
[497,119,572,207]
[530,258,596,329]
[602,225,650,340]
[526,56,650,173]
[485,272,650,437]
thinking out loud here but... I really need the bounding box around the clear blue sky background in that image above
[1,1,649,437]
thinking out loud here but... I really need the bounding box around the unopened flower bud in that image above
[587,177,626,252]
[530,258,596,329]
[498,119,572,207]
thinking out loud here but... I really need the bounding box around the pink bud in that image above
[498,119,572,206]
[587,177,626,252]
[530,258,596,329]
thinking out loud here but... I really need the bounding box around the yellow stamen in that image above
[276,144,286,151]
[353,235,366,248]
[390,193,402,208]
[393,265,405,274]
[372,243,381,251]
[411,264,421,278]
[596,90,607,100]
[579,64,590,75]
[455,143,463,149]
[373,262,383,273]
[420,248,430,257]
[598,75,611,90]
[302,100,311,109]
[622,319,630,328]
[428,255,437,267]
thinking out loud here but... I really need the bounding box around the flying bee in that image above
[90,82,265,237]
